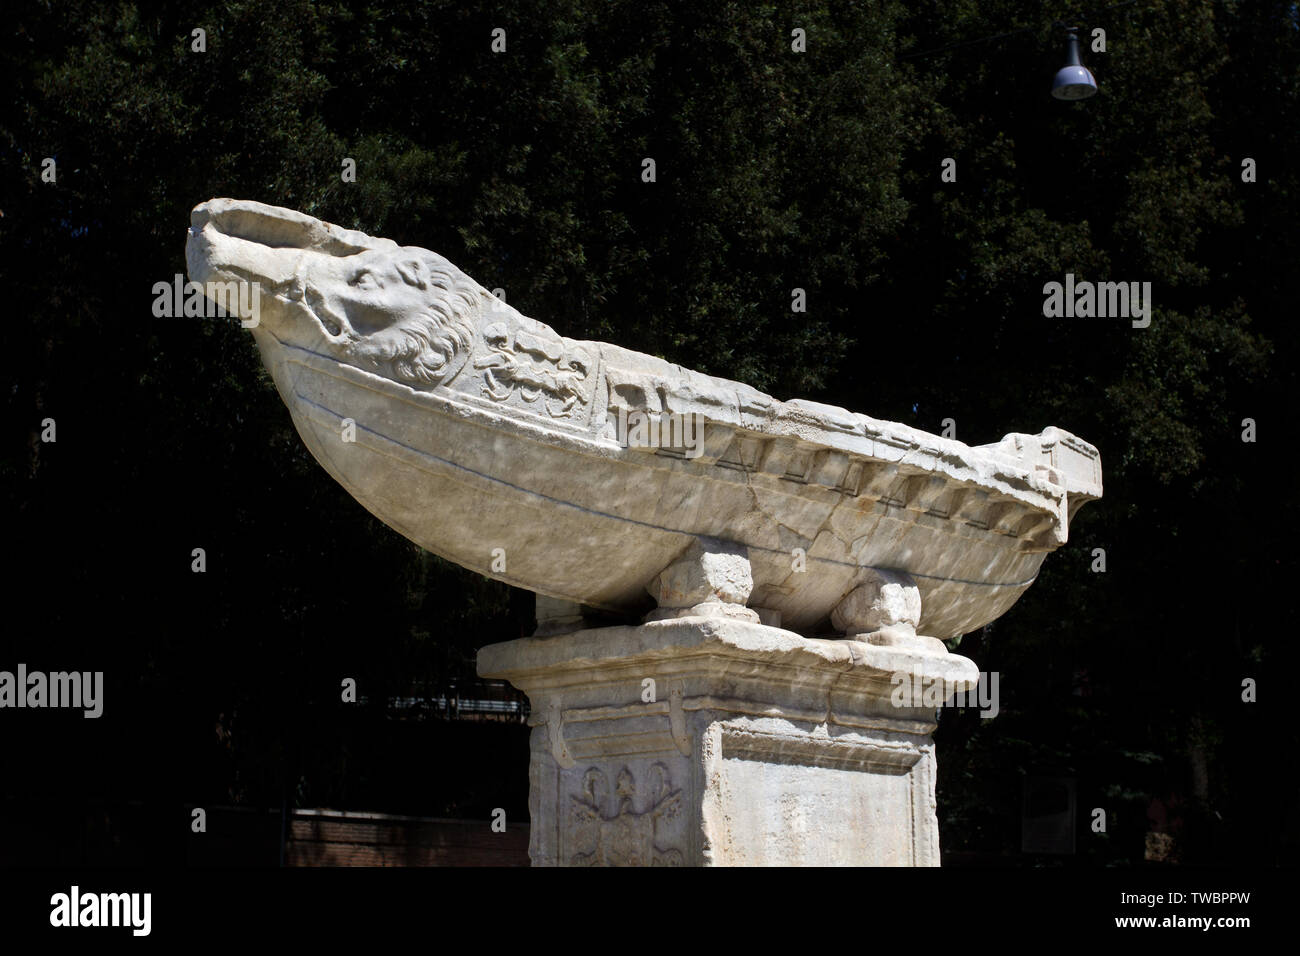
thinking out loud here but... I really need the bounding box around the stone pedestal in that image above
[477,616,978,866]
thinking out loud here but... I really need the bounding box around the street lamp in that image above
[1051,26,1098,100]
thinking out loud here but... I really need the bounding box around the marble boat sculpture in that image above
[186,199,1102,637]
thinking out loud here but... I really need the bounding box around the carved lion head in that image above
[187,199,485,389]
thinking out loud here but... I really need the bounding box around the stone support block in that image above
[645,538,759,624]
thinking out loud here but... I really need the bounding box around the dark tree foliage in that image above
[1,0,1294,864]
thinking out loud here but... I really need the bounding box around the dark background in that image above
[2,0,1296,866]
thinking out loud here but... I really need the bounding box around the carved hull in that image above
[188,198,1102,639]
[255,327,1095,637]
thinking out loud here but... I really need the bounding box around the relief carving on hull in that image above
[568,763,684,866]
[474,313,597,422]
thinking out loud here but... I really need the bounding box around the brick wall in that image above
[286,809,529,866]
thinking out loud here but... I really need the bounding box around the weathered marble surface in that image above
[186,198,1102,636]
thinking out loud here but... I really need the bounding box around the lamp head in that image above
[1052,27,1098,100]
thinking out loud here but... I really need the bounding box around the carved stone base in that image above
[477,616,978,866]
